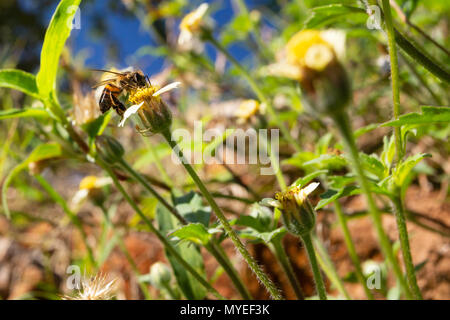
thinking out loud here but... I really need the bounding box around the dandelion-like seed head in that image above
[63,274,116,300]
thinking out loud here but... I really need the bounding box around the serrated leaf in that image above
[2,143,63,218]
[0,69,41,99]
[304,4,366,28]
[36,0,82,98]
[0,108,49,120]
[171,223,212,245]
[382,106,450,127]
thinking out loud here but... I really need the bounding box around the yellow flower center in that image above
[80,176,99,190]
[304,44,334,71]
[286,30,334,69]
[128,86,161,105]
[235,99,260,120]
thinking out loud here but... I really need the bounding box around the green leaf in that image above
[303,154,347,170]
[239,227,287,244]
[293,170,328,188]
[354,123,379,138]
[81,110,112,141]
[393,153,432,187]
[0,108,49,120]
[316,133,333,155]
[2,143,63,218]
[173,192,211,227]
[359,153,385,180]
[315,186,360,210]
[0,69,40,99]
[171,223,212,245]
[156,204,207,300]
[304,4,366,28]
[36,0,82,98]
[382,106,450,127]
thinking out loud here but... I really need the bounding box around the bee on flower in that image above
[119,81,181,135]
[178,3,210,52]
[266,29,350,115]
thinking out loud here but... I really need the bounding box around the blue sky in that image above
[54,0,260,76]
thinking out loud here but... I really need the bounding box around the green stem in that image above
[119,158,252,299]
[205,33,302,153]
[119,159,188,224]
[382,1,423,300]
[382,0,403,160]
[98,159,224,300]
[331,111,413,299]
[300,233,327,300]
[312,235,351,300]
[34,174,96,269]
[206,242,253,300]
[162,129,282,300]
[391,195,423,299]
[334,201,374,299]
[99,205,152,299]
[270,238,304,299]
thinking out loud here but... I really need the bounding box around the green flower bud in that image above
[127,86,174,135]
[274,183,319,237]
[95,135,125,164]
[149,262,172,289]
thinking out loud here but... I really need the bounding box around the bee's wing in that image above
[91,78,117,89]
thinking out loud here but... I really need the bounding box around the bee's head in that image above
[130,70,148,88]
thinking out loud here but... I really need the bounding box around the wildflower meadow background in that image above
[0,0,449,300]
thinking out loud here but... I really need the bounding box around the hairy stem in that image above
[270,238,304,299]
[334,201,374,299]
[301,233,327,300]
[162,129,282,300]
[392,195,423,299]
[98,159,224,300]
[119,158,252,299]
[332,111,413,299]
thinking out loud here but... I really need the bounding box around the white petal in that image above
[118,102,144,127]
[321,29,346,60]
[71,189,89,207]
[294,182,320,204]
[178,29,193,46]
[303,182,320,196]
[153,82,181,97]
[260,198,282,208]
[94,177,113,188]
[195,3,209,19]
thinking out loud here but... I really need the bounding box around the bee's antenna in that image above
[90,68,125,75]
[145,75,152,87]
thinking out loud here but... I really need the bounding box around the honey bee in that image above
[92,69,149,117]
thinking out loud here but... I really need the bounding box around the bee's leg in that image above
[111,94,126,118]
